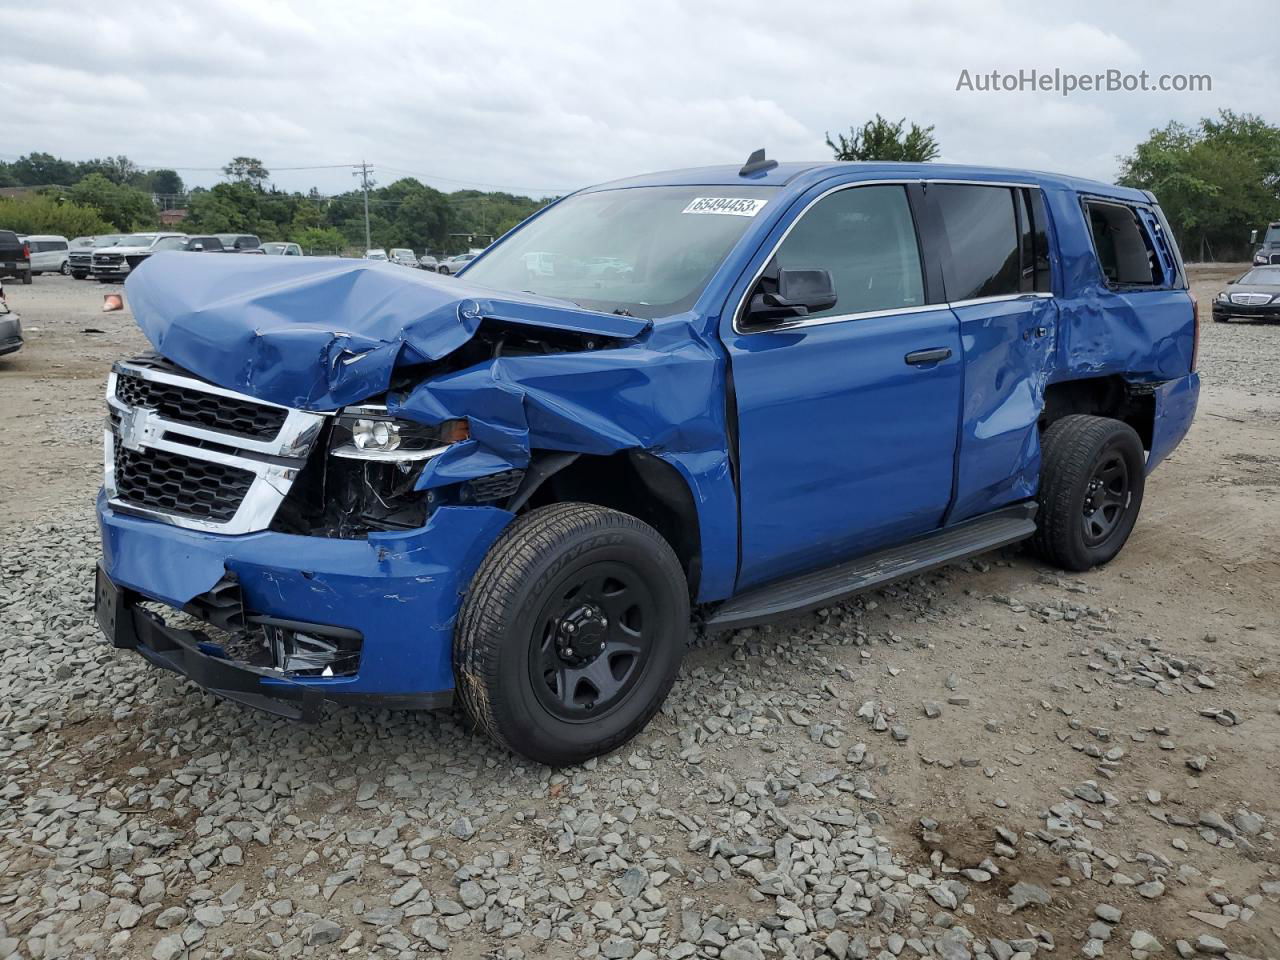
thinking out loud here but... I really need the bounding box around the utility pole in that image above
[353,161,374,251]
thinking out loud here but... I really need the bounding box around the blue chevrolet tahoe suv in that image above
[95,154,1200,764]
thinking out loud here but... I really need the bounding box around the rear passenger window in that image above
[769,185,924,320]
[932,185,1020,300]
[1085,201,1163,286]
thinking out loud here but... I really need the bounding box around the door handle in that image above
[905,347,952,366]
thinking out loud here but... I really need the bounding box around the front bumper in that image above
[1212,301,1280,321]
[97,492,513,717]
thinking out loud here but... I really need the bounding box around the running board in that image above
[705,502,1037,632]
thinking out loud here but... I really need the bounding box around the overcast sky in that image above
[2,0,1271,198]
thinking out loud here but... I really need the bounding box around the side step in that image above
[705,502,1037,633]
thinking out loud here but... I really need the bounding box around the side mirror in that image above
[1250,229,1258,244]
[746,267,838,324]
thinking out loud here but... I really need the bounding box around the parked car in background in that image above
[262,242,303,256]
[417,254,439,272]
[0,230,31,284]
[364,248,388,261]
[94,158,1199,765]
[390,248,417,267]
[1250,222,1280,266]
[214,234,262,253]
[437,252,478,275]
[0,285,21,356]
[91,233,187,281]
[70,235,125,280]
[1212,265,1280,323]
[180,236,227,253]
[24,235,71,276]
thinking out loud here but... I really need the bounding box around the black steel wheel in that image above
[530,563,657,721]
[455,503,688,766]
[1081,450,1131,547]
[1032,415,1146,571]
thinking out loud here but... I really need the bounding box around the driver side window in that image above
[771,185,925,321]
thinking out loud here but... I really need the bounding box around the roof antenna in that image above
[739,148,778,178]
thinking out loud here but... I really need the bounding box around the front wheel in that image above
[455,503,689,766]
[1031,415,1146,571]
[438,266,450,275]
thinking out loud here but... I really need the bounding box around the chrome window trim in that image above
[731,178,1055,336]
[105,361,329,535]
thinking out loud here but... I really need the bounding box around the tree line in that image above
[4,111,1278,260]
[0,153,552,255]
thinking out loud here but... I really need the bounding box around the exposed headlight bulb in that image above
[352,418,400,451]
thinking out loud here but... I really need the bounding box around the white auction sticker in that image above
[682,197,768,217]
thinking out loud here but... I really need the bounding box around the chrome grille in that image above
[104,357,327,533]
[1230,293,1272,305]
[114,368,288,439]
[113,436,253,523]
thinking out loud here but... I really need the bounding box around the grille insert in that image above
[115,369,287,440]
[113,437,253,523]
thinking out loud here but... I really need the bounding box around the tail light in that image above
[1189,293,1200,373]
[22,243,30,260]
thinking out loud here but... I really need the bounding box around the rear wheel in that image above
[21,271,31,285]
[455,503,689,766]
[1031,415,1146,571]
[60,261,71,276]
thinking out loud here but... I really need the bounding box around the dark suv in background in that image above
[0,230,32,284]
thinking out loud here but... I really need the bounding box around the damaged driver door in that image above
[722,182,962,591]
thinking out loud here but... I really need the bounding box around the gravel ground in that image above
[0,271,1277,960]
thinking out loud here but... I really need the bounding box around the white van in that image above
[24,235,71,276]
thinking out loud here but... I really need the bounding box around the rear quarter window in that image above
[1084,200,1166,287]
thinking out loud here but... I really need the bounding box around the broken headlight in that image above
[330,406,469,461]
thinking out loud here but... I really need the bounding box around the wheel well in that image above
[1040,376,1155,450]
[523,450,702,597]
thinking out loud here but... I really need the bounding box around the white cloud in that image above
[1,0,1268,196]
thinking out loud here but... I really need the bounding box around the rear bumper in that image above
[1145,372,1199,474]
[97,492,513,716]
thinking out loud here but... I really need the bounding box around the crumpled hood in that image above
[124,252,649,410]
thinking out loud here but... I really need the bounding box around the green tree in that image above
[0,195,113,237]
[825,115,941,162]
[67,173,157,230]
[223,156,270,187]
[1118,110,1280,261]
[292,226,347,255]
[8,151,79,186]
[140,169,185,196]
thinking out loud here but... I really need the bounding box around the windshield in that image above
[1265,225,1280,246]
[120,234,157,247]
[460,185,776,317]
[262,242,286,253]
[1240,267,1280,285]
[94,235,125,247]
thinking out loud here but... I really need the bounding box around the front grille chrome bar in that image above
[104,360,329,535]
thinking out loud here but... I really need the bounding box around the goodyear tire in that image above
[1031,415,1146,571]
[455,503,688,766]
